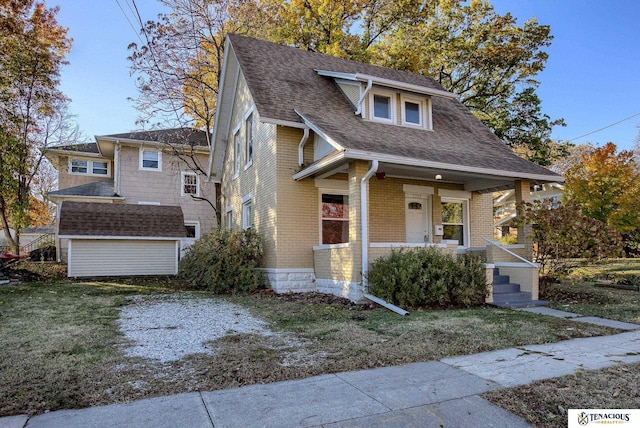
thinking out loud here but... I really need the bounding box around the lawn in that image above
[0,260,638,421]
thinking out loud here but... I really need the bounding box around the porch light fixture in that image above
[435,174,443,180]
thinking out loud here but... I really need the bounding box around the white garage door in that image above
[68,239,178,277]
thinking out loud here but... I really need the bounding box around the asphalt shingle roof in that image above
[58,202,186,237]
[228,34,560,179]
[102,128,209,147]
[48,180,118,198]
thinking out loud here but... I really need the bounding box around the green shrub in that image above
[178,228,265,294]
[366,247,487,309]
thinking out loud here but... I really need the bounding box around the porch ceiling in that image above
[377,162,520,193]
[304,159,550,193]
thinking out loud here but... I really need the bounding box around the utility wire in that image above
[114,0,145,46]
[568,111,640,142]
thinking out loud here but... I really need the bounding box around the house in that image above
[45,128,217,276]
[494,183,564,241]
[207,34,563,304]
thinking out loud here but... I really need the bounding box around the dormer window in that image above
[369,90,396,124]
[367,89,431,129]
[401,94,431,129]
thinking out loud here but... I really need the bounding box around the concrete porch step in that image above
[490,300,549,309]
[492,274,511,285]
[492,283,521,293]
[493,291,533,302]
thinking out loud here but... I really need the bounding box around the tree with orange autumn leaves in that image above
[563,142,640,253]
[0,0,72,253]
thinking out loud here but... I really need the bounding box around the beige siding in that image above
[68,239,178,277]
[117,146,217,235]
[57,155,113,189]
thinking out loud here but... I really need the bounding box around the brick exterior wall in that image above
[469,192,494,247]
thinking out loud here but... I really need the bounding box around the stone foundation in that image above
[316,278,365,302]
[263,268,316,294]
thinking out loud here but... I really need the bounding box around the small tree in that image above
[516,199,623,287]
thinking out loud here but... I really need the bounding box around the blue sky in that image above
[54,0,640,152]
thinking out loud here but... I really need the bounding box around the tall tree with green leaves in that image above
[0,0,72,253]
[371,0,566,164]
[131,0,564,166]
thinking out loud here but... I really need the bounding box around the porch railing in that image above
[482,237,536,267]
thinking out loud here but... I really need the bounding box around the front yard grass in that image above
[0,280,620,417]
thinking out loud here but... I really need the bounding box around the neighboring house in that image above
[494,183,564,241]
[208,34,563,304]
[46,128,217,272]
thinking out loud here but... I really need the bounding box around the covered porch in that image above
[297,158,545,304]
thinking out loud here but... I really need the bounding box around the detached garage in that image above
[58,202,186,277]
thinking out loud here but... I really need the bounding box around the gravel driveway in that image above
[118,294,282,363]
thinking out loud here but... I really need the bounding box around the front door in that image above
[406,198,430,243]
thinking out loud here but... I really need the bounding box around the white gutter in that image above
[297,127,310,166]
[355,79,372,116]
[361,160,378,288]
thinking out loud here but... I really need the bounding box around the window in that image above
[92,161,108,175]
[140,149,161,170]
[70,159,110,176]
[227,209,233,229]
[404,101,421,125]
[368,90,396,124]
[373,94,392,119]
[185,224,197,238]
[321,194,349,244]
[401,94,430,129]
[233,130,241,177]
[181,172,199,196]
[70,159,88,174]
[184,221,199,239]
[245,113,253,168]
[242,196,252,230]
[441,200,467,246]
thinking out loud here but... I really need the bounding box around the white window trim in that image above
[139,148,162,171]
[184,220,200,239]
[138,201,161,205]
[232,123,241,179]
[368,89,396,124]
[319,188,350,246]
[241,193,253,230]
[180,171,200,197]
[440,197,470,247]
[400,94,431,129]
[244,107,255,170]
[69,158,111,177]
[225,205,233,229]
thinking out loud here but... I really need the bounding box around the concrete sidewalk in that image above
[2,309,639,428]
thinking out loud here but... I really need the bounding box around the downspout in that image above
[114,142,121,196]
[297,127,310,166]
[360,159,378,288]
[355,79,372,116]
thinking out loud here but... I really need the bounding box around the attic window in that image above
[369,90,396,124]
[401,94,431,129]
